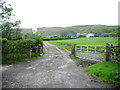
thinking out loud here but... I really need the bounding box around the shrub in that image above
[34,36,43,46]
[43,37,76,41]
[77,35,86,38]
[2,38,43,64]
[1,38,8,42]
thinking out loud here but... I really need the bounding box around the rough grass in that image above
[83,61,120,84]
[49,37,118,51]
[70,55,79,60]
[54,56,59,59]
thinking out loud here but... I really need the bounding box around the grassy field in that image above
[83,61,120,84]
[49,37,118,51]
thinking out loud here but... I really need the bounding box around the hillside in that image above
[21,25,118,37]
[21,28,33,35]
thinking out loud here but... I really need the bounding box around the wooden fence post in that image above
[87,46,89,52]
[71,44,76,56]
[106,43,110,61]
[38,44,43,54]
[94,46,96,53]
[30,49,32,58]
[41,45,43,54]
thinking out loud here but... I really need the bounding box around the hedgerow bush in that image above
[0,38,8,42]
[2,38,43,64]
[43,37,76,41]
[34,36,43,45]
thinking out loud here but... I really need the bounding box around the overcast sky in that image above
[6,0,119,28]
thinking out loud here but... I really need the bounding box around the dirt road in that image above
[2,42,112,88]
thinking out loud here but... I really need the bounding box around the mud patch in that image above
[74,59,100,67]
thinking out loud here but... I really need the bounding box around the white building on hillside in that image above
[32,28,37,34]
[76,33,94,38]
[86,33,94,38]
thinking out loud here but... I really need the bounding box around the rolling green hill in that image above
[21,28,33,35]
[21,25,118,37]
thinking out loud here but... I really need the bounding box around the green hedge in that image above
[2,37,43,64]
[43,37,76,41]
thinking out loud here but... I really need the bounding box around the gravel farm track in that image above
[2,42,113,88]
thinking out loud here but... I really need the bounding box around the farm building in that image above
[43,34,60,38]
[86,33,94,38]
[76,33,81,36]
[76,33,94,38]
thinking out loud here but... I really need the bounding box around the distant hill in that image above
[21,25,118,37]
[21,28,32,35]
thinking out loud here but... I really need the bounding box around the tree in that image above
[60,31,68,37]
[1,1,22,40]
[118,26,120,46]
[71,31,76,34]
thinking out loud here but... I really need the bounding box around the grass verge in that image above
[54,56,59,59]
[70,55,79,60]
[83,61,120,84]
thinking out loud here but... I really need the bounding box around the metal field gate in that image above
[75,45,106,54]
[71,44,106,61]
[71,44,120,63]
